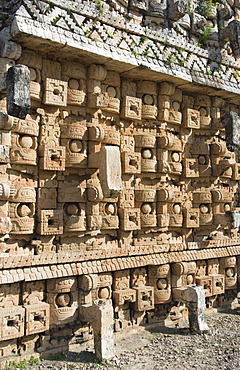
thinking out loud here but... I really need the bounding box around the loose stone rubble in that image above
[0,0,240,364]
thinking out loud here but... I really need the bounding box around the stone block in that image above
[37,210,63,235]
[133,286,154,311]
[0,339,17,357]
[63,203,86,232]
[232,163,240,180]
[62,140,87,168]
[183,158,199,177]
[113,289,136,306]
[157,213,170,227]
[38,188,57,209]
[0,306,25,341]
[168,0,187,20]
[99,146,122,198]
[183,209,200,228]
[88,64,107,81]
[0,145,10,163]
[122,152,141,173]
[10,133,37,165]
[168,109,182,125]
[11,186,35,203]
[81,299,114,360]
[195,276,213,297]
[221,111,240,151]
[43,78,67,106]
[212,275,225,295]
[183,108,200,129]
[47,291,78,326]
[134,134,156,148]
[0,283,20,308]
[40,146,65,171]
[119,208,141,231]
[169,213,183,227]
[186,286,209,334]
[67,86,86,106]
[25,302,50,335]
[121,96,142,121]
[149,271,172,304]
[23,281,45,305]
[0,216,12,234]
[87,215,102,230]
[6,65,30,119]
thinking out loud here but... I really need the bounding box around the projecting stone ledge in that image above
[81,299,114,360]
[173,286,209,334]
[6,64,30,119]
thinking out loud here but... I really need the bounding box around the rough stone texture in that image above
[82,299,114,360]
[0,0,240,364]
[186,286,209,334]
[6,64,30,118]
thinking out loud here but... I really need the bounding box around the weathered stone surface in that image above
[221,111,240,152]
[186,286,209,334]
[82,299,114,360]
[6,65,30,119]
[99,146,122,198]
[0,0,239,363]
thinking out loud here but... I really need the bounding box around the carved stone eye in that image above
[17,204,32,217]
[143,94,154,105]
[105,203,115,215]
[66,204,79,216]
[29,68,37,81]
[107,86,116,97]
[225,267,234,277]
[56,293,71,307]
[156,278,168,290]
[173,204,181,214]
[69,139,82,153]
[141,148,152,159]
[141,203,152,214]
[186,274,194,285]
[19,135,33,149]
[98,287,110,299]
[68,78,79,89]
[224,203,231,212]
[171,152,180,162]
[198,155,206,165]
[199,107,207,116]
[172,101,180,111]
[200,204,209,214]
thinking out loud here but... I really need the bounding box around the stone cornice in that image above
[0,244,239,284]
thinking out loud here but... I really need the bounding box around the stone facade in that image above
[0,0,240,363]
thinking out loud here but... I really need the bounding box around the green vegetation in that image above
[196,0,219,18]
[166,51,184,66]
[198,25,213,47]
[139,36,149,45]
[53,15,61,24]
[130,36,150,58]
[233,70,240,80]
[95,0,104,14]
[51,353,66,361]
[29,356,39,366]
[8,359,27,369]
[94,358,110,368]
[8,357,39,369]
[106,29,115,38]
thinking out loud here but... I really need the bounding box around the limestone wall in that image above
[0,0,240,362]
